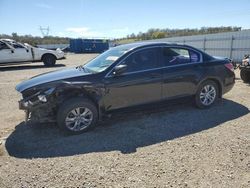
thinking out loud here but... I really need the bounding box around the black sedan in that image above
[16,42,235,134]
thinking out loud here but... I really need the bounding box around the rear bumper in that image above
[222,83,234,95]
[222,75,235,95]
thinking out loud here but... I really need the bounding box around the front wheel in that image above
[57,98,98,134]
[42,54,56,67]
[195,80,219,109]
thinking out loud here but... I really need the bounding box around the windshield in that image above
[84,47,128,73]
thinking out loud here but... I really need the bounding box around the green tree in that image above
[152,31,165,39]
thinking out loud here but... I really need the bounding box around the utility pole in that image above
[39,26,50,37]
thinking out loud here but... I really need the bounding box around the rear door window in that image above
[162,47,201,66]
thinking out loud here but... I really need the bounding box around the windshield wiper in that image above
[76,65,86,71]
[99,64,110,68]
[77,65,95,73]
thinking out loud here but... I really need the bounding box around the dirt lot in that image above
[0,54,249,187]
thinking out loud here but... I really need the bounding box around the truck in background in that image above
[0,39,65,67]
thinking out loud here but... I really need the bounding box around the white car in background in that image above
[0,39,65,67]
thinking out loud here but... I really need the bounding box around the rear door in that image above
[103,47,163,110]
[161,47,204,99]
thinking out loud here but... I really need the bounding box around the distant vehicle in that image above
[0,39,65,66]
[239,54,250,83]
[16,42,235,134]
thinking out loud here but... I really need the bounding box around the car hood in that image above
[16,67,91,92]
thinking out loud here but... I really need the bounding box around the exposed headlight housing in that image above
[23,101,30,107]
[37,88,55,102]
[38,94,47,102]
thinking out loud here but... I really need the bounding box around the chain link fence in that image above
[149,29,250,62]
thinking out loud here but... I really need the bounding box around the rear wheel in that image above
[42,54,56,67]
[57,98,98,134]
[240,68,250,83]
[195,80,219,109]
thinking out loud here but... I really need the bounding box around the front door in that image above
[103,47,163,110]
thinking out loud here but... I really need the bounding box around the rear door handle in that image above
[150,73,161,78]
[193,64,202,68]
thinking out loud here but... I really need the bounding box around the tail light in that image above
[224,63,234,72]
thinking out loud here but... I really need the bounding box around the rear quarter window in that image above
[162,47,201,66]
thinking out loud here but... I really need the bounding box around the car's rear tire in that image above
[195,80,219,109]
[42,54,56,67]
[57,98,98,134]
[240,68,250,83]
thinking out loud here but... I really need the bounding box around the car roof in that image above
[113,41,214,60]
[0,39,16,43]
[114,41,192,51]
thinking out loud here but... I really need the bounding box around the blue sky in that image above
[0,0,250,38]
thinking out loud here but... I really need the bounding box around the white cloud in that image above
[66,27,89,33]
[55,32,65,37]
[108,27,130,38]
[54,27,130,39]
[35,3,52,9]
[66,27,103,38]
[111,27,129,33]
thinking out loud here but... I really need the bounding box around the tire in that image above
[42,54,56,67]
[240,68,250,83]
[195,80,219,109]
[57,97,98,134]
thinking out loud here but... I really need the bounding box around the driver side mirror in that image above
[112,64,127,76]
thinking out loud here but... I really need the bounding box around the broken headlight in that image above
[37,88,55,103]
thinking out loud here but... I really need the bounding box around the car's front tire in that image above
[57,98,98,134]
[195,80,219,109]
[42,54,56,67]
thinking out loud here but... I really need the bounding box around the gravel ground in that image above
[0,54,249,187]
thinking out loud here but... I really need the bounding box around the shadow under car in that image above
[5,98,249,159]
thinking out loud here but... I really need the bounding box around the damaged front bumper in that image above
[18,97,48,123]
[18,100,36,123]
[19,99,39,110]
[18,90,52,110]
[18,88,56,123]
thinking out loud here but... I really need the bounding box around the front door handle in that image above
[150,73,161,78]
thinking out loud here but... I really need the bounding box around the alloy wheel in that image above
[199,84,216,106]
[65,107,93,131]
